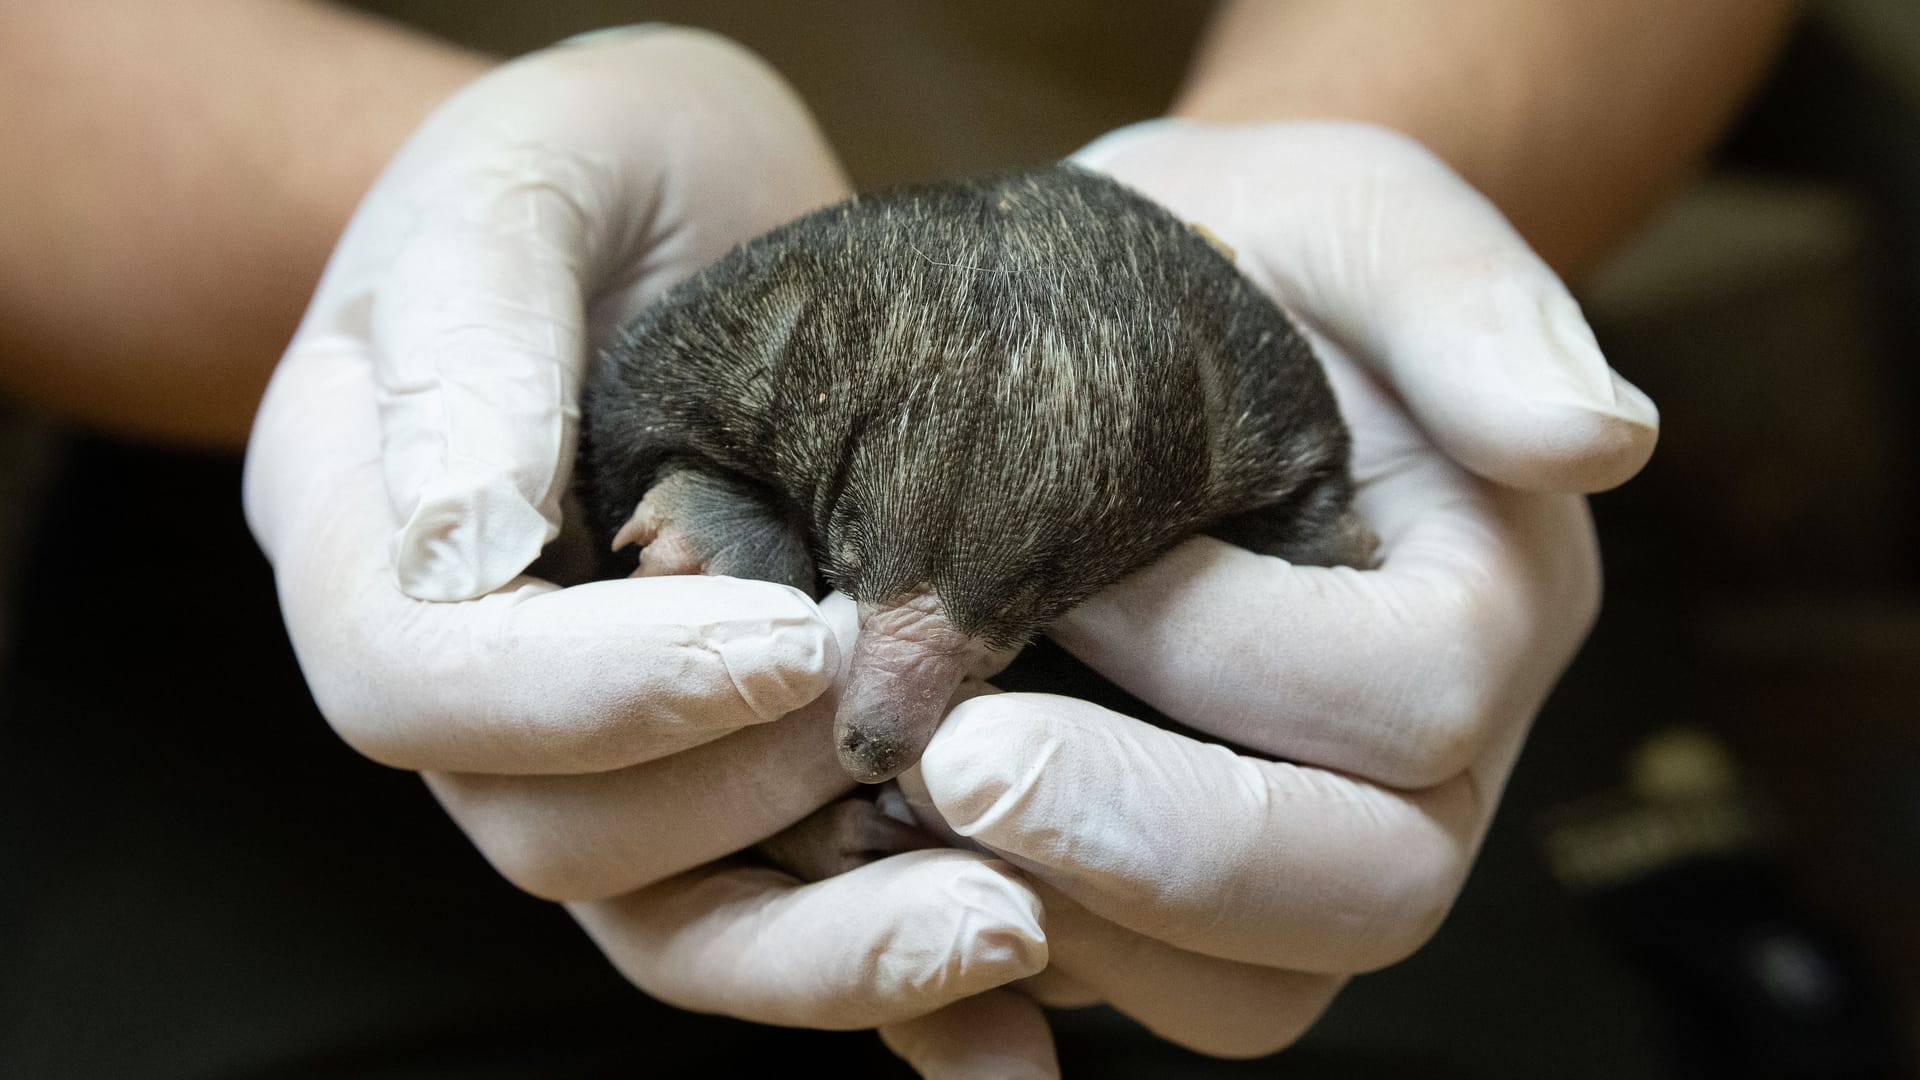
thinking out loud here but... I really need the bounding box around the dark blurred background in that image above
[2,2,1915,1077]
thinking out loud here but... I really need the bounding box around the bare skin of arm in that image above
[1,3,1792,445]
[0,0,488,448]
[1171,0,1800,279]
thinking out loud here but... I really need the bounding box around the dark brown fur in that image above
[579,165,1368,650]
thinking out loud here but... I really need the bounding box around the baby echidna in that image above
[579,165,1372,797]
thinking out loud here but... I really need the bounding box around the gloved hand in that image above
[243,27,1047,1044]
[873,119,1659,1071]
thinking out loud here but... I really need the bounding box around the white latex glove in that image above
[876,119,1659,1065]
[243,28,1046,1045]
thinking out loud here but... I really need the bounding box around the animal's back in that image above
[581,163,1370,785]
[584,165,1352,638]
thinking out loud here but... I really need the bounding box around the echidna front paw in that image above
[611,468,819,595]
[610,474,707,577]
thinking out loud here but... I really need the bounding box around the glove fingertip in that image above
[1065,118,1182,170]
[391,485,553,601]
[707,601,843,722]
[946,857,1050,973]
[879,990,1060,1080]
[1433,387,1659,494]
[917,696,1055,834]
[1385,271,1661,493]
[552,574,844,723]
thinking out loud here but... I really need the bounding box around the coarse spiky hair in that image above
[582,165,1355,649]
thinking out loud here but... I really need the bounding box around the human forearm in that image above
[0,0,488,447]
[1171,0,1797,278]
